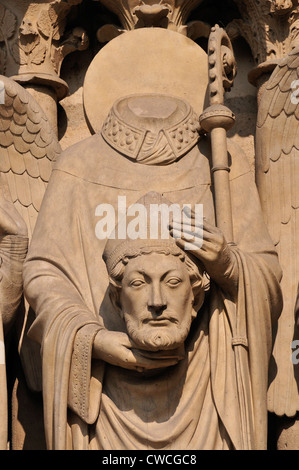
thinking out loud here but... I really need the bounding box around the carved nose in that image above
[148,284,167,314]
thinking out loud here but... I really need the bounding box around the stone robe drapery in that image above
[23,131,282,450]
[0,235,28,450]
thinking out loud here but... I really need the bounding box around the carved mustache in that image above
[143,315,179,325]
[124,311,184,326]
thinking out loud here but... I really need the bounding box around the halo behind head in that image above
[83,28,209,134]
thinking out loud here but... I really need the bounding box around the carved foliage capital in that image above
[228,0,299,65]
[0,0,88,97]
[95,0,210,43]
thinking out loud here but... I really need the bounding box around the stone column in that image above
[227,0,297,90]
[0,0,88,133]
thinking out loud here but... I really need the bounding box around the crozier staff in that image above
[200,25,236,243]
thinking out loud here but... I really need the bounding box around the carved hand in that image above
[93,329,180,372]
[169,208,238,298]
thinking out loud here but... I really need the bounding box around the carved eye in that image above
[166,277,182,287]
[130,279,145,287]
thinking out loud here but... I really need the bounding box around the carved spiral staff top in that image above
[207,24,237,106]
[200,25,236,244]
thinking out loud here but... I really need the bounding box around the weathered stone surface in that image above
[0,0,299,452]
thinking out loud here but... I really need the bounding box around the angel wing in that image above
[0,75,61,392]
[0,75,61,241]
[255,46,299,417]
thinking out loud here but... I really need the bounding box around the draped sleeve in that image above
[23,136,283,450]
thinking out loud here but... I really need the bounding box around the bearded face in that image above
[119,252,199,351]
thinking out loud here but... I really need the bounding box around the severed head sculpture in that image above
[102,191,206,352]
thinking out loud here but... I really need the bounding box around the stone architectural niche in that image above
[227,0,299,88]
[94,0,211,43]
[0,0,89,132]
[57,0,257,168]
[21,24,283,449]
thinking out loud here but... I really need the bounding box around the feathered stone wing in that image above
[0,75,61,392]
[0,75,61,240]
[255,47,299,417]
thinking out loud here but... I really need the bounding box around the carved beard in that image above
[124,315,192,352]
